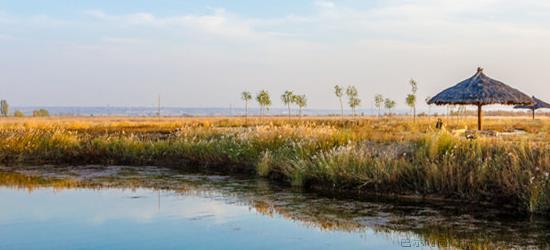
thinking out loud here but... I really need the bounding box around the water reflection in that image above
[0,165,549,249]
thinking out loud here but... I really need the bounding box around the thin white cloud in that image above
[314,0,335,9]
[85,8,274,42]
[82,1,550,47]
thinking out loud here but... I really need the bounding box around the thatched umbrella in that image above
[428,67,533,130]
[514,96,550,120]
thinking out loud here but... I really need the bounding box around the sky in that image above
[1,0,550,110]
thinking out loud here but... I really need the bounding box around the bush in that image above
[32,109,50,117]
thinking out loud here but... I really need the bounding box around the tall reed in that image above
[1,117,549,214]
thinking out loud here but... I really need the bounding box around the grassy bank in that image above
[0,116,549,214]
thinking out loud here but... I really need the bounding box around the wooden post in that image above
[477,104,483,130]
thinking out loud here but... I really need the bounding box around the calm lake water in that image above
[0,166,548,250]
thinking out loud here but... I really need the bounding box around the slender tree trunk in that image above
[288,104,291,122]
[477,104,483,130]
[532,109,535,120]
[244,101,248,126]
[413,106,416,122]
[299,107,303,119]
[339,98,343,122]
[259,106,263,122]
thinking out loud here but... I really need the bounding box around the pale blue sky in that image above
[1,0,550,109]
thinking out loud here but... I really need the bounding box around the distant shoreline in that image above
[7,106,549,118]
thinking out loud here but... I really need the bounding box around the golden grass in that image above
[1,115,549,214]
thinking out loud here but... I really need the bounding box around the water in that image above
[0,166,548,249]
[12,105,519,117]
[11,106,401,117]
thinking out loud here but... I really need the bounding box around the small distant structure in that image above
[428,67,533,130]
[514,96,550,120]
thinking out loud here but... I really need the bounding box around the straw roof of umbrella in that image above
[514,96,550,110]
[428,68,533,106]
[428,67,533,130]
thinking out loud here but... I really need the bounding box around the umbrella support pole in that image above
[477,104,483,130]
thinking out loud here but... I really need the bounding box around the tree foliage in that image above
[14,110,24,117]
[281,90,295,120]
[241,91,252,101]
[407,79,418,121]
[384,98,396,114]
[334,85,344,120]
[292,94,307,118]
[334,85,343,98]
[241,91,252,124]
[32,109,49,117]
[346,86,361,116]
[256,90,271,118]
[0,100,8,117]
[374,94,384,116]
[281,90,294,105]
[406,94,416,109]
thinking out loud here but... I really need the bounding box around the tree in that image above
[346,86,360,117]
[241,91,252,125]
[256,90,271,120]
[32,109,49,117]
[334,85,344,121]
[0,100,8,117]
[281,90,295,121]
[407,79,418,122]
[374,94,384,117]
[349,97,361,117]
[384,98,396,115]
[292,94,307,119]
[14,110,24,117]
[406,94,416,119]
